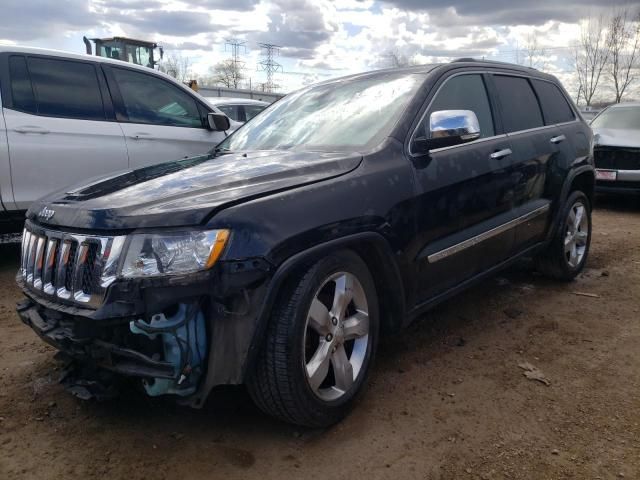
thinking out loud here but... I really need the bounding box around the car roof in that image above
[302,59,558,92]
[204,97,269,106]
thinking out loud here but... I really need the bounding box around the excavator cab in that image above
[83,36,163,69]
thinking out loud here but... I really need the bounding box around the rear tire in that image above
[246,249,379,427]
[537,191,592,281]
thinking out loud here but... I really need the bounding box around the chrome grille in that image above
[19,223,126,308]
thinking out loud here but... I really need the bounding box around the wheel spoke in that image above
[331,273,354,320]
[574,206,584,230]
[567,209,577,234]
[342,311,369,340]
[575,230,588,246]
[569,244,578,267]
[306,341,332,392]
[564,231,574,246]
[308,298,331,335]
[331,344,354,393]
[565,238,575,255]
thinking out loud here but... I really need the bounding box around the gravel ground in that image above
[0,196,639,480]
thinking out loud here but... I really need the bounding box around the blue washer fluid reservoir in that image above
[130,303,207,397]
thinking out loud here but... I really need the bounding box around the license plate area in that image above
[596,169,617,181]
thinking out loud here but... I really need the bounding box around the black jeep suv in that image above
[16,60,594,427]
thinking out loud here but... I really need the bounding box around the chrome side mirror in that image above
[207,112,231,132]
[424,110,481,150]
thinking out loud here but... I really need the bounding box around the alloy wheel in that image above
[303,272,370,402]
[564,201,589,268]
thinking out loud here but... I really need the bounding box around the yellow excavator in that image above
[83,36,163,69]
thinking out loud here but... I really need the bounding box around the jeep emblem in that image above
[38,207,55,221]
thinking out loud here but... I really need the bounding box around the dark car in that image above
[16,60,594,427]
[590,102,640,195]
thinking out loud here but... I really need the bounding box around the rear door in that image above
[409,72,517,302]
[0,54,129,210]
[490,74,557,251]
[105,65,226,169]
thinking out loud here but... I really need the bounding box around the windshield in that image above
[218,72,424,152]
[591,106,640,130]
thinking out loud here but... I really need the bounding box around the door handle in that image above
[130,132,152,140]
[550,134,566,144]
[490,148,512,160]
[13,126,50,134]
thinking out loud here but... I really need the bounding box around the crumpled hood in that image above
[592,127,640,149]
[27,150,362,230]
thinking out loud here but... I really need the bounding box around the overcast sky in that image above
[0,0,636,98]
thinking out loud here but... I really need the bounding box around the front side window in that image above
[427,74,495,138]
[113,68,202,128]
[218,71,425,152]
[494,75,544,133]
[11,56,105,120]
[591,107,640,130]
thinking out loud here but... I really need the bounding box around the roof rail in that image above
[450,57,538,71]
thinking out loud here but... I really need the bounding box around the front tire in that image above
[247,249,379,427]
[537,191,592,280]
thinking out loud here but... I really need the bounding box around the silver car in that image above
[204,97,269,124]
[591,102,640,195]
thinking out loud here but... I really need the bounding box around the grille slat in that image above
[33,236,46,289]
[19,222,126,309]
[42,238,58,295]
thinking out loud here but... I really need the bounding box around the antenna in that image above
[258,43,283,92]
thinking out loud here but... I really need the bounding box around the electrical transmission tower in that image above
[224,39,246,88]
[258,43,283,92]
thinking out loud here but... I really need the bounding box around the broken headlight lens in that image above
[120,229,229,278]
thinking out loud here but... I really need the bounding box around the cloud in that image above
[250,0,339,59]
[0,0,94,41]
[378,0,634,26]
[106,10,215,37]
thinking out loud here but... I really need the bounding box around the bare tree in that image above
[574,15,611,106]
[383,49,418,68]
[607,9,640,103]
[523,33,548,70]
[208,59,245,88]
[158,52,193,83]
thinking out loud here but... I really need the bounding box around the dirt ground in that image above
[0,196,639,480]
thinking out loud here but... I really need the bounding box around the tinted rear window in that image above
[532,79,575,124]
[494,75,544,133]
[26,57,105,120]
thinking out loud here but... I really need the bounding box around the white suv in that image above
[0,46,231,233]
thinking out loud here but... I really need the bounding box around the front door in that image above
[409,73,516,304]
[106,66,226,169]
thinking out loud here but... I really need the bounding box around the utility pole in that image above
[258,43,283,93]
[225,39,246,88]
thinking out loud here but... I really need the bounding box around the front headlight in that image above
[120,229,230,278]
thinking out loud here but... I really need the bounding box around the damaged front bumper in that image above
[16,260,272,407]
[17,297,207,398]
